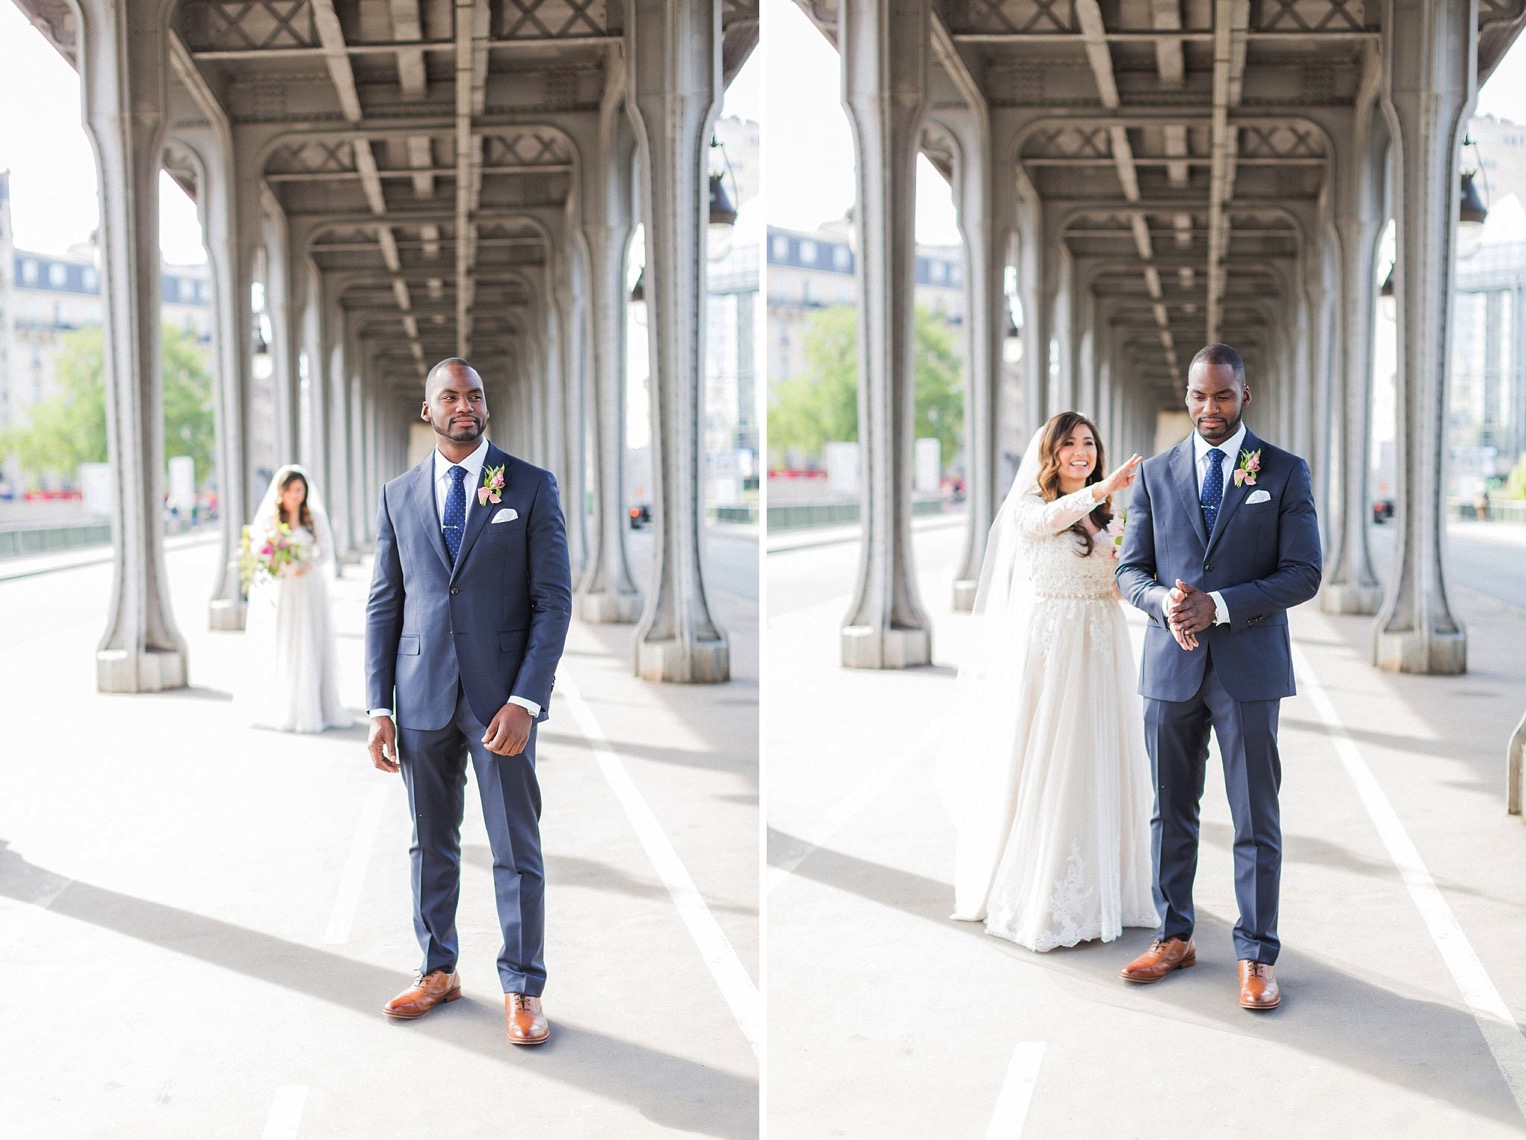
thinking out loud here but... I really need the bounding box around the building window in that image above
[798,240,817,265]
[930,260,946,283]
[82,268,97,291]
[49,263,66,288]
[833,245,851,271]
[21,259,37,284]
[772,235,790,261]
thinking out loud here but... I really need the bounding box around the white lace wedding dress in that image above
[236,523,351,734]
[944,486,1157,951]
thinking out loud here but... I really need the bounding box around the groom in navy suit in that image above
[1115,343,1321,1011]
[366,357,571,1044]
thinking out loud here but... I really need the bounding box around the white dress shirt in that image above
[1162,423,1247,629]
[368,438,541,722]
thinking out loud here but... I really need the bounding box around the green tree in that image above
[1505,450,1526,500]
[0,324,215,487]
[767,304,965,468]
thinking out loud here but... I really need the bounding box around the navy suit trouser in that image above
[399,686,546,995]
[1143,655,1283,964]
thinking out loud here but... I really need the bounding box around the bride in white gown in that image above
[942,412,1157,951]
[234,465,352,733]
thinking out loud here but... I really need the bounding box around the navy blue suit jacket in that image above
[365,442,572,731]
[1116,430,1322,703]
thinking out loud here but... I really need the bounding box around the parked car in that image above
[1372,499,1395,524]
[629,503,651,529]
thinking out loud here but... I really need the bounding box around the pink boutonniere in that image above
[478,464,505,506]
[1232,449,1261,487]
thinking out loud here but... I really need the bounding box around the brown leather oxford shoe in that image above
[506,993,550,1045]
[1239,960,1280,1010]
[382,969,461,1019]
[1119,937,1197,983]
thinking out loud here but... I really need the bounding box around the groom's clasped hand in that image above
[1165,579,1214,651]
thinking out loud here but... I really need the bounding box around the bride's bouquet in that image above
[239,522,304,589]
[1107,507,1128,559]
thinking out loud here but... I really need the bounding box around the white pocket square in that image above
[491,507,519,524]
[1246,489,1271,505]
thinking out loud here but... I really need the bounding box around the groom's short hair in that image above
[426,357,477,391]
[1189,343,1246,386]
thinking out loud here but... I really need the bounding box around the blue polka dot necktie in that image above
[1200,447,1224,536]
[443,464,467,564]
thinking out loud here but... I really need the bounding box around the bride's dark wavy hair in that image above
[277,470,314,534]
[1036,410,1112,556]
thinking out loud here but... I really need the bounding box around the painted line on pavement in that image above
[559,673,760,1057]
[766,759,908,895]
[986,1042,1046,1138]
[262,1085,307,1140]
[323,782,390,945]
[1294,644,1526,1120]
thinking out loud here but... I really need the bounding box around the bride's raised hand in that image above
[1094,453,1143,500]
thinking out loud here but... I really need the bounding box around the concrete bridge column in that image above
[575,106,641,624]
[1014,194,1053,436]
[1323,104,1386,613]
[626,0,730,681]
[79,0,188,692]
[837,0,933,669]
[322,305,356,563]
[550,242,586,575]
[943,108,1008,612]
[170,124,255,630]
[1374,0,1472,674]
[1511,285,1526,465]
[262,196,298,464]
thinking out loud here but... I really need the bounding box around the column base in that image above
[576,590,642,624]
[635,635,730,683]
[1319,582,1383,615]
[208,598,247,631]
[97,646,188,693]
[1372,627,1466,674]
[841,625,932,669]
[952,579,978,612]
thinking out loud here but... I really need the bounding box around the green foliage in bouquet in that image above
[239,523,304,591]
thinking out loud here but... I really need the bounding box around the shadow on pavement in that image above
[0,840,756,1139]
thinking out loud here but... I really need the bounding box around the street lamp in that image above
[707,136,739,261]
[1457,171,1488,260]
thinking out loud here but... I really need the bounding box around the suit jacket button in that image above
[1204,563,1214,572]
[450,587,460,595]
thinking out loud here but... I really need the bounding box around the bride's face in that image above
[1054,426,1098,491]
[280,477,307,517]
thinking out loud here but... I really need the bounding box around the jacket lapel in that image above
[1205,430,1259,557]
[452,443,509,574]
[1171,438,1209,548]
[407,457,452,572]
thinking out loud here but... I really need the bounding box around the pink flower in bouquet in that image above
[1107,509,1127,559]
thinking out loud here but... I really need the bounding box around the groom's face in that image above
[1186,361,1249,446]
[423,366,490,444]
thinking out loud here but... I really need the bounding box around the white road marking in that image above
[323,783,389,945]
[262,1085,307,1140]
[985,1042,1046,1138]
[1295,643,1526,1120]
[560,674,760,1057]
[765,759,909,895]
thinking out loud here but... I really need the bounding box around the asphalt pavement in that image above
[766,518,1526,1138]
[0,527,758,1139]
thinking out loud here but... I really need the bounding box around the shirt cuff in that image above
[367,708,393,719]
[1209,590,1230,626]
[508,695,541,718]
